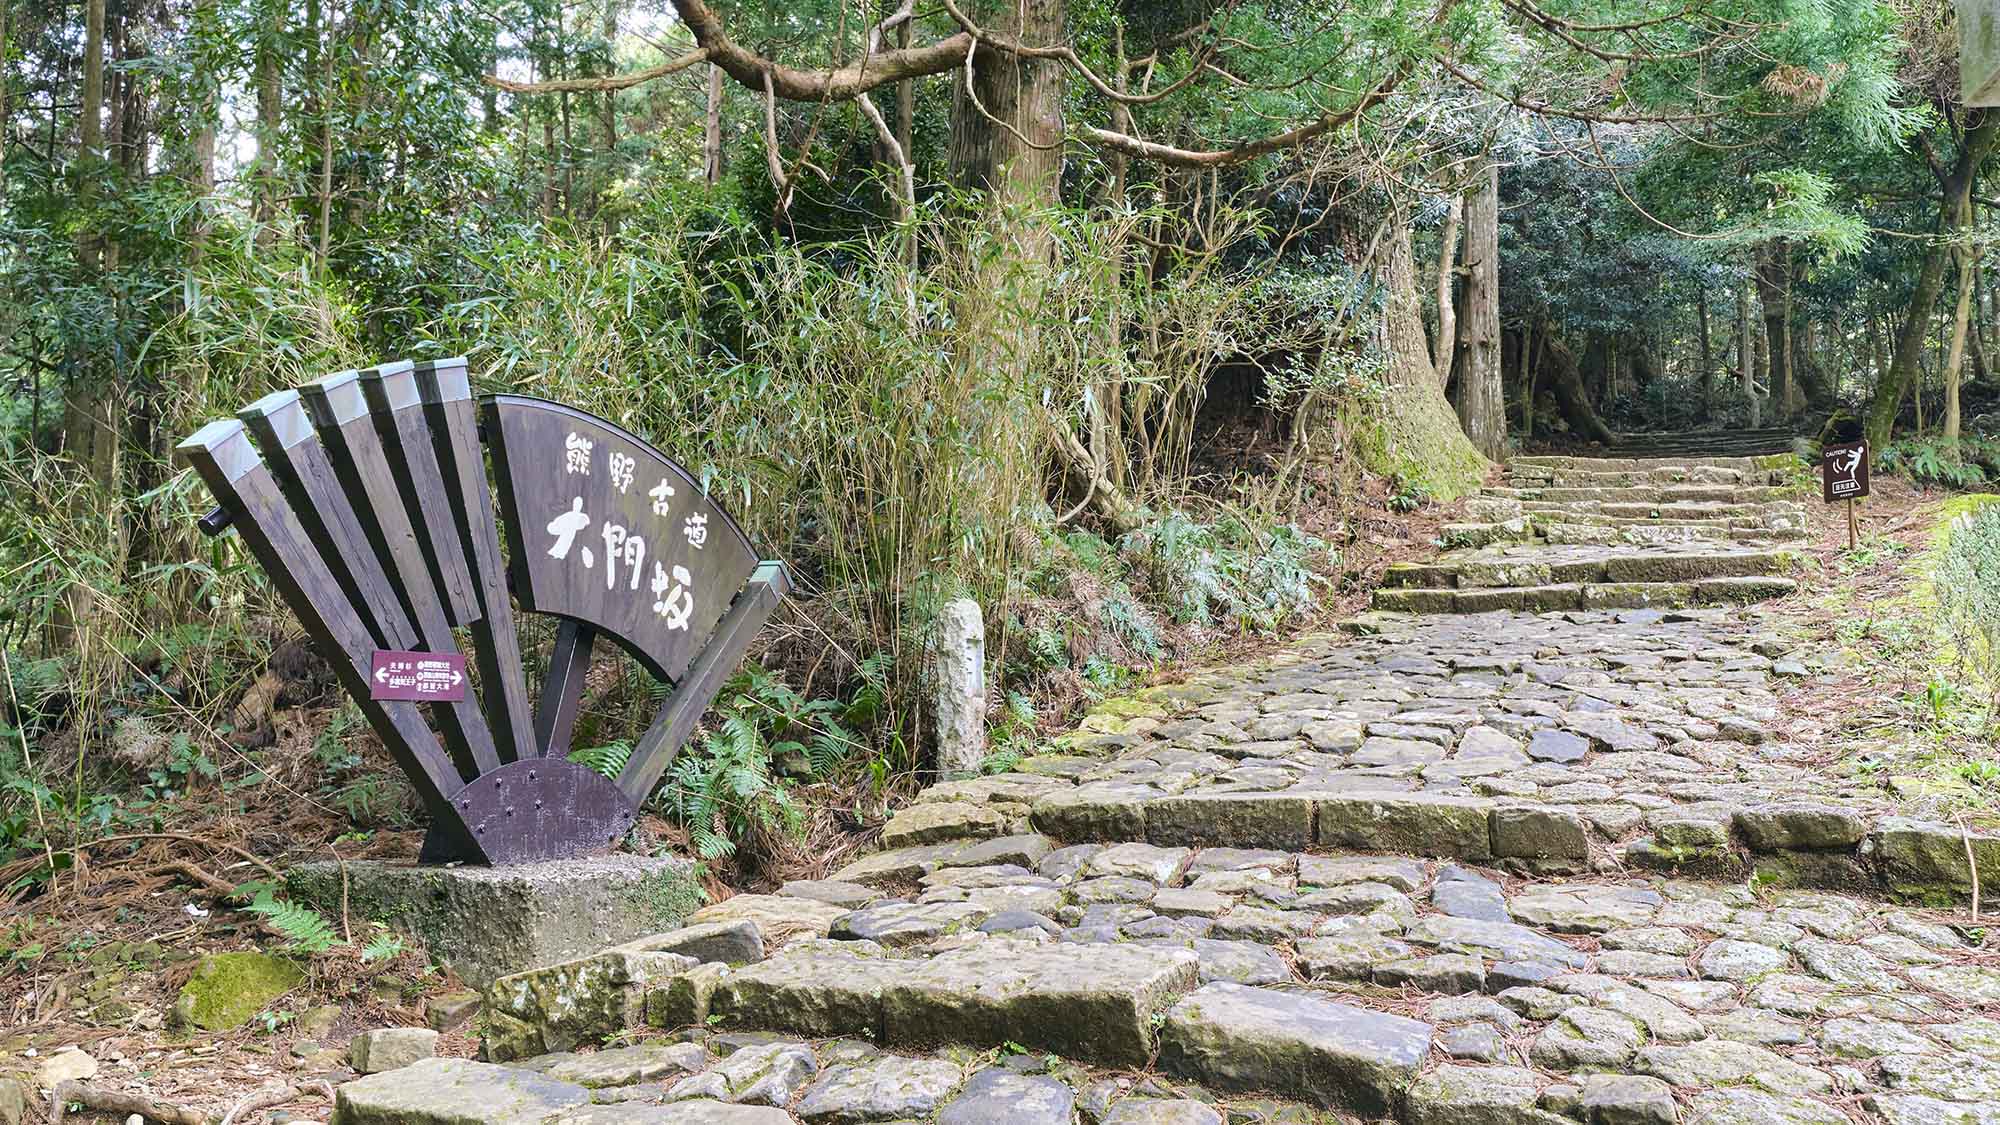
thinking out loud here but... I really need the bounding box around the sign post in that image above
[1822,440,1869,550]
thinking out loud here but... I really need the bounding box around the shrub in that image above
[1932,501,2000,719]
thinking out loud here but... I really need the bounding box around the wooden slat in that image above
[237,390,417,653]
[300,369,500,778]
[360,362,479,625]
[176,420,469,819]
[416,359,538,762]
[534,619,595,758]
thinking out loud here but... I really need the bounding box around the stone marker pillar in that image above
[931,598,987,779]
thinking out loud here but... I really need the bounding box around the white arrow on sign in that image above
[374,668,389,683]
[451,671,463,685]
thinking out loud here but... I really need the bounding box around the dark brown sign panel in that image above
[1822,441,1869,502]
[483,396,759,683]
[371,650,468,701]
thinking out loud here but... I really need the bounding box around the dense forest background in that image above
[2,0,1994,874]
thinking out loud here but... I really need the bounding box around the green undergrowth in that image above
[1824,496,2000,819]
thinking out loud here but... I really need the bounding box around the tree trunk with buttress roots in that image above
[1349,208,1488,499]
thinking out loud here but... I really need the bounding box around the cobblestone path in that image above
[330,453,2000,1125]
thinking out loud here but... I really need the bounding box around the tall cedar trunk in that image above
[316,1,335,264]
[1945,242,1978,443]
[946,1,1105,520]
[1350,208,1488,498]
[1868,115,2000,451]
[895,18,914,172]
[68,0,114,487]
[81,0,105,162]
[188,0,217,259]
[254,0,283,242]
[600,0,617,175]
[343,17,373,234]
[482,27,500,132]
[0,0,8,194]
[1519,323,1539,441]
[1433,192,1462,378]
[1453,164,1503,459]
[1738,280,1760,425]
[1754,242,1790,418]
[949,0,1063,223]
[1697,289,1714,405]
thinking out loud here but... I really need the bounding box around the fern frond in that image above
[247,897,342,954]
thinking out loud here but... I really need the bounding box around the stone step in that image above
[1517,500,1804,521]
[1441,521,1805,551]
[1510,454,1776,473]
[1158,982,1432,1114]
[1369,575,1797,613]
[1486,485,1796,504]
[1537,523,1806,548]
[1506,467,1784,488]
[1382,546,1795,590]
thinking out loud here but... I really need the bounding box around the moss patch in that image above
[622,864,706,928]
[1341,382,1488,503]
[174,951,304,1031]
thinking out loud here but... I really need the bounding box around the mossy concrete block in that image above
[287,855,702,990]
[173,951,304,1031]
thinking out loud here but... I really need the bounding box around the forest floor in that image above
[5,450,1995,1125]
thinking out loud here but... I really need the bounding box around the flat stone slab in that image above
[712,940,903,1040]
[881,941,1199,1066]
[332,1058,590,1125]
[1157,982,1432,1114]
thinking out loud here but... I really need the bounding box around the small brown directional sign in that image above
[370,650,468,701]
[1822,440,1869,502]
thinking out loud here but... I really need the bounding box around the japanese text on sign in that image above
[544,431,710,630]
[369,650,468,701]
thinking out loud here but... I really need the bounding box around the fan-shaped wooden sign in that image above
[178,358,790,865]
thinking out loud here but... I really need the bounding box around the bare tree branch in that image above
[671,0,971,100]
[485,49,708,94]
[1080,63,1410,166]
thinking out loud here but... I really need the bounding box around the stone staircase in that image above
[1373,453,1807,614]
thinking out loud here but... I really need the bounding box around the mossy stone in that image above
[174,951,305,1031]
